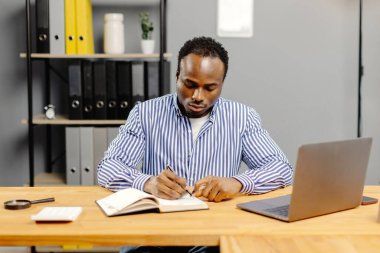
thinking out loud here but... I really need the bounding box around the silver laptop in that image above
[237,138,372,222]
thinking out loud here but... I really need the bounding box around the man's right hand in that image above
[143,169,187,199]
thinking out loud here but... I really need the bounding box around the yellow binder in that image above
[76,0,94,54]
[65,0,77,54]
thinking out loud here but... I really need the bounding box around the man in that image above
[98,36,292,252]
[98,36,293,203]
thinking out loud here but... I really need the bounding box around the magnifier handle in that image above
[31,197,55,204]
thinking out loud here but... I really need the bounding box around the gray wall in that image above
[168,0,379,184]
[0,0,379,186]
[363,0,380,184]
[0,1,30,186]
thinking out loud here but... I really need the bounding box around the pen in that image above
[166,164,193,196]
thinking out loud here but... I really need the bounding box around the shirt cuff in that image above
[132,173,153,191]
[233,173,255,194]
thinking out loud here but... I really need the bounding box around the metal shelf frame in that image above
[24,0,168,186]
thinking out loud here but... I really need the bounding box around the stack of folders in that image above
[35,0,94,54]
[65,126,119,186]
[67,60,171,120]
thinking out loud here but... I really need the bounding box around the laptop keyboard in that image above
[265,205,289,217]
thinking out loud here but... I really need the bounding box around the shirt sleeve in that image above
[97,104,151,192]
[233,108,293,194]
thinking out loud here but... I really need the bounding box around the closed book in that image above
[93,127,108,185]
[96,188,208,216]
[75,0,94,54]
[49,0,65,54]
[116,61,132,119]
[93,61,107,119]
[65,127,81,185]
[80,127,94,186]
[132,62,145,105]
[143,61,159,100]
[106,127,119,147]
[82,60,94,119]
[36,0,49,53]
[68,60,83,119]
[65,0,76,54]
[106,61,118,119]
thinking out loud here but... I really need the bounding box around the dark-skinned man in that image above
[98,36,293,253]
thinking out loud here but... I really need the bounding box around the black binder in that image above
[93,61,107,119]
[117,61,132,119]
[68,60,83,119]
[36,0,49,53]
[106,61,118,119]
[144,61,160,100]
[159,61,171,96]
[82,60,93,119]
[132,62,145,106]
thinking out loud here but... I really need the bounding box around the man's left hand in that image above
[193,176,242,202]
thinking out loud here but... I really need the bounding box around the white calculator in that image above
[31,207,82,221]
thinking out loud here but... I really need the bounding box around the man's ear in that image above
[176,70,179,81]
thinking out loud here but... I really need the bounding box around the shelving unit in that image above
[24,0,168,186]
[20,52,172,59]
[21,114,126,125]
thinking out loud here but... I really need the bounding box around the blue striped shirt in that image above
[97,94,293,194]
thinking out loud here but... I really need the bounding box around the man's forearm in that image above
[97,158,151,191]
[234,159,293,194]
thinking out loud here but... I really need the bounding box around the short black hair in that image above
[176,36,229,80]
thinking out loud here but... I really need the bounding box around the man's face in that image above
[176,54,225,118]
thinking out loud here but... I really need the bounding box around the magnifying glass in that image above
[4,197,55,210]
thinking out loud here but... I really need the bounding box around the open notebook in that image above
[96,188,208,216]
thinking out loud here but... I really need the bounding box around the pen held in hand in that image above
[166,164,193,197]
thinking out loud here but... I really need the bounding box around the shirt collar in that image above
[171,93,220,122]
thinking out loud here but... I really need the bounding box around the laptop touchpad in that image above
[238,195,291,212]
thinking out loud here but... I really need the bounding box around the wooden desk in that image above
[0,186,379,248]
[220,235,380,253]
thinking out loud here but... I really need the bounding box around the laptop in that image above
[237,137,372,222]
